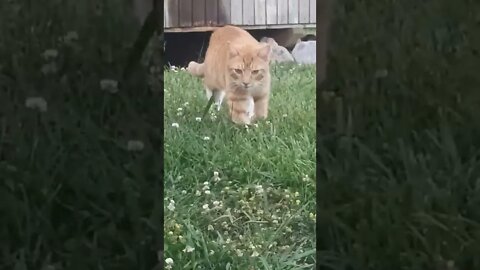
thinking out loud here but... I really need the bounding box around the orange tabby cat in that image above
[187,25,271,125]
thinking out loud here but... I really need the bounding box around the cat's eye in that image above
[234,69,242,74]
[251,69,260,75]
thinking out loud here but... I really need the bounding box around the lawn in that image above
[163,64,316,269]
[317,0,480,269]
[1,1,163,269]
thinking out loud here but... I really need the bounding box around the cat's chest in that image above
[249,87,266,98]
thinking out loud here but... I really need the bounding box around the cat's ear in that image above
[257,43,271,62]
[227,41,240,58]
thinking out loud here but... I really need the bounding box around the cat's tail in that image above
[187,61,205,78]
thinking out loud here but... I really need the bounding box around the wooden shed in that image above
[164,0,317,32]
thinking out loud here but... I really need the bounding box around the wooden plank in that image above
[278,0,289,24]
[165,0,179,28]
[299,0,310,23]
[254,0,266,25]
[243,0,255,25]
[179,0,193,27]
[310,0,316,23]
[230,0,243,25]
[205,0,218,25]
[266,0,277,25]
[218,0,231,25]
[193,0,206,26]
[288,0,299,24]
[164,0,167,27]
[165,24,316,32]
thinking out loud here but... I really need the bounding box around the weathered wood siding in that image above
[164,0,316,31]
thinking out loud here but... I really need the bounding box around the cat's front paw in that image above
[231,115,251,125]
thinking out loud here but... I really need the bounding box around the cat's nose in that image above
[242,82,250,88]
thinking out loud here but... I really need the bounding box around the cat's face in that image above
[227,43,271,91]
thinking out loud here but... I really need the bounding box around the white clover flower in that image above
[235,249,243,257]
[294,191,300,197]
[195,117,202,122]
[195,190,201,196]
[203,136,210,141]
[212,201,220,207]
[176,112,183,116]
[165,258,173,265]
[41,63,57,74]
[181,190,187,195]
[282,114,288,118]
[202,204,209,210]
[204,190,211,195]
[63,31,79,43]
[209,250,215,255]
[177,107,183,111]
[126,140,144,151]
[100,79,118,93]
[183,102,189,106]
[42,49,58,59]
[25,97,48,112]
[182,245,195,253]
[171,123,179,128]
[167,201,175,211]
[251,251,260,257]
[295,199,301,205]
[207,225,214,231]
[213,171,221,182]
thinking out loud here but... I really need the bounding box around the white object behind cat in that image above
[292,40,316,65]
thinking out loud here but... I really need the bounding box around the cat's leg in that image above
[205,87,213,100]
[227,94,253,125]
[205,89,225,111]
[253,94,270,120]
[246,96,255,119]
[213,90,225,111]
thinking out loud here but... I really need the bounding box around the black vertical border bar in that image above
[316,0,333,268]
[153,0,165,269]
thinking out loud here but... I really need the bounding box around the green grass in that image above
[318,0,480,269]
[163,64,316,269]
[1,1,163,269]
